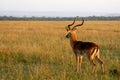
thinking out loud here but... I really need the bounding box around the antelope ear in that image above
[65,27,69,31]
[67,29,69,31]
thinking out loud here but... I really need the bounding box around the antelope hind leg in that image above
[95,56,104,73]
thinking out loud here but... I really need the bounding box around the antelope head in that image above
[65,17,84,38]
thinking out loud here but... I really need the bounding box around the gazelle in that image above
[65,17,104,73]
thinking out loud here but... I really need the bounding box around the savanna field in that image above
[0,21,120,80]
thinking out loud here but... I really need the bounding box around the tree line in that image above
[0,16,120,21]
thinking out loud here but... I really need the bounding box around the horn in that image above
[72,18,84,30]
[65,17,77,31]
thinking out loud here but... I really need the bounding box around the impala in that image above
[65,17,104,73]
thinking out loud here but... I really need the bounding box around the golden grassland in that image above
[0,21,120,80]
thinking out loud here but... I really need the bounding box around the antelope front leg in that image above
[76,56,79,72]
[79,56,83,72]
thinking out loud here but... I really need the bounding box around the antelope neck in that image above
[70,31,77,48]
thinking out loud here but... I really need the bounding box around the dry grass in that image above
[0,21,120,80]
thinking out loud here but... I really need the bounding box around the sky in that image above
[0,0,120,17]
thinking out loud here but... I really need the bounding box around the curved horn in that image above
[72,18,84,30]
[66,17,77,31]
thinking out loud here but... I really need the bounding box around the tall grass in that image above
[0,21,120,80]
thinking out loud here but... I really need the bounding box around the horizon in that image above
[0,11,120,17]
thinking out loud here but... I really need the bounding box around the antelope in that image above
[65,17,104,73]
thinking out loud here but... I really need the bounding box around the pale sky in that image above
[0,0,120,16]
